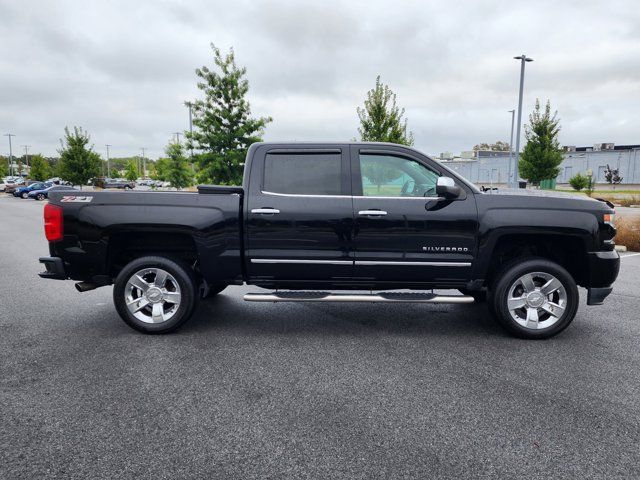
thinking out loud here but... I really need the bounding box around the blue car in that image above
[13,181,52,198]
[28,184,76,201]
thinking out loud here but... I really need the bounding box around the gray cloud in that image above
[1,0,639,160]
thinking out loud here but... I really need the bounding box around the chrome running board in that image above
[243,291,474,304]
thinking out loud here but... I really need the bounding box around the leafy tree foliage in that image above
[569,172,588,191]
[357,76,413,146]
[124,160,139,181]
[57,127,102,187]
[29,154,52,181]
[604,164,623,186]
[152,157,171,182]
[186,44,272,185]
[519,100,563,185]
[0,155,8,176]
[164,142,192,190]
[473,141,510,151]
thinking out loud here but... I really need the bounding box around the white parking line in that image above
[621,253,640,259]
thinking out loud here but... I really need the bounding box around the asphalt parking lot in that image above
[1,194,639,479]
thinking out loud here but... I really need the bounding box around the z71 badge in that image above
[60,196,93,203]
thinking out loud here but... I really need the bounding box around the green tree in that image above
[153,157,171,181]
[473,141,510,151]
[57,127,102,187]
[164,142,192,190]
[124,160,139,181]
[185,44,272,185]
[569,172,588,191]
[357,75,414,146]
[29,154,52,181]
[519,100,563,185]
[0,155,7,177]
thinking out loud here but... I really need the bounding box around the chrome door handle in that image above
[251,208,280,214]
[358,210,388,216]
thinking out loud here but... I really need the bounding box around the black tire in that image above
[202,283,228,299]
[113,256,198,334]
[458,288,487,302]
[490,257,579,339]
[36,193,45,201]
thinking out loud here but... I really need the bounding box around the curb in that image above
[615,245,627,252]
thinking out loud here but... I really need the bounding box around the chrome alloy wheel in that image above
[124,268,181,324]
[507,271,567,330]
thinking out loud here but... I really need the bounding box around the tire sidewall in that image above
[113,256,197,334]
[491,258,579,339]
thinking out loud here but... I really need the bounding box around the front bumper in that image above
[39,256,67,280]
[585,250,620,305]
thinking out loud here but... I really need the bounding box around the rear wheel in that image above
[113,256,198,334]
[490,258,579,339]
[21,192,28,199]
[36,193,45,201]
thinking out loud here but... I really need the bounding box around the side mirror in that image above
[436,177,461,199]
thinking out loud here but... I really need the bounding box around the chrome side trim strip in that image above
[250,259,353,265]
[260,190,441,200]
[250,259,471,267]
[354,261,471,267]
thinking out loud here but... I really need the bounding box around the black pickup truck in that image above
[39,142,620,338]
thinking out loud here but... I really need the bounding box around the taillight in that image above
[604,212,615,227]
[44,203,63,242]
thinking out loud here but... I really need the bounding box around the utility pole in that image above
[185,101,194,165]
[21,145,31,169]
[140,147,146,177]
[173,132,182,144]
[513,54,533,187]
[4,133,15,176]
[507,110,515,188]
[105,144,111,178]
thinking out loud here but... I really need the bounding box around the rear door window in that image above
[263,152,342,195]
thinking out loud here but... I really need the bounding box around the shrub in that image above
[569,173,588,191]
[615,216,640,252]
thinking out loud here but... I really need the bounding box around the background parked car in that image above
[1,176,22,192]
[3,177,26,194]
[13,181,52,198]
[29,184,77,201]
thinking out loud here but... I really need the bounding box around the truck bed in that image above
[47,189,244,285]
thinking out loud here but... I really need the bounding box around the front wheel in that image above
[21,192,29,199]
[36,193,45,201]
[490,258,579,339]
[113,256,198,334]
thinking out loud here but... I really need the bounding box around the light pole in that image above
[105,144,111,178]
[4,133,15,176]
[173,132,182,144]
[507,110,515,187]
[513,54,533,188]
[140,147,146,177]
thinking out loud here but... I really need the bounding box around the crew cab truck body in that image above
[39,142,619,338]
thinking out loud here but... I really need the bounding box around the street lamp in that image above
[513,54,533,188]
[184,101,194,163]
[507,110,515,187]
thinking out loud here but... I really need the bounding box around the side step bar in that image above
[243,291,474,304]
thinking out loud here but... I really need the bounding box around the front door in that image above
[350,146,477,286]
[246,145,354,284]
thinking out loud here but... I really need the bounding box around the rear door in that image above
[245,145,354,283]
[350,146,477,286]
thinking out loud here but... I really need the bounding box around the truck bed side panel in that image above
[48,191,242,284]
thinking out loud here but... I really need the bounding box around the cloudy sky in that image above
[1,0,639,159]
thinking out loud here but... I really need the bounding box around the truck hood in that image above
[477,188,613,212]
